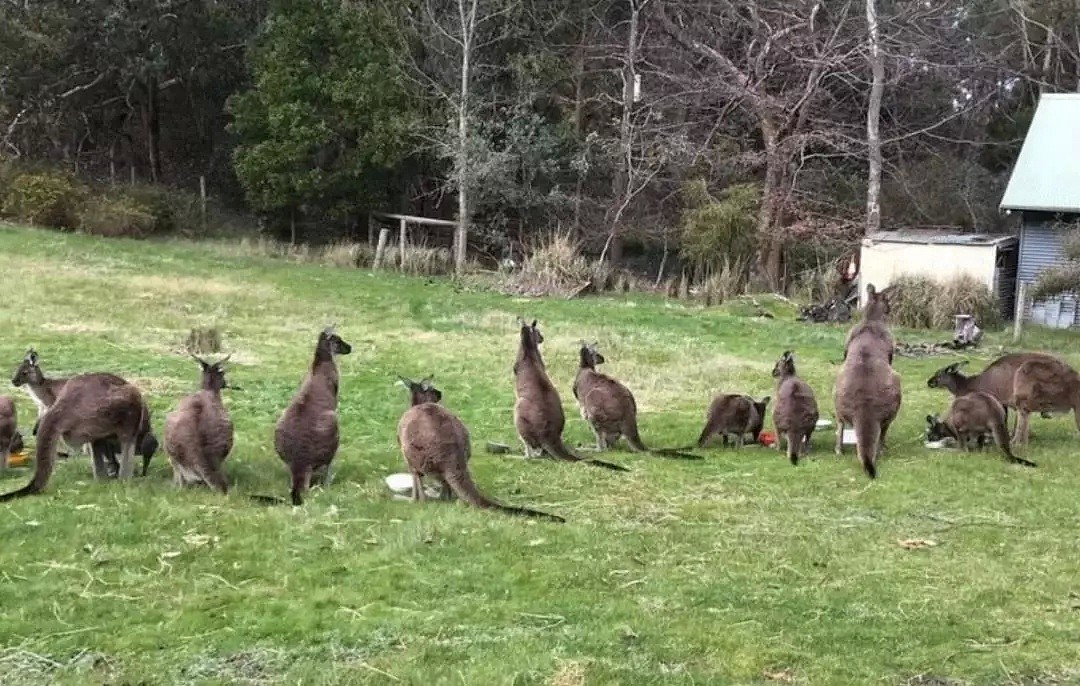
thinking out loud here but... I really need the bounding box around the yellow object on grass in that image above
[7,451,28,467]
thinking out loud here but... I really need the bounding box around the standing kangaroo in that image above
[572,342,701,460]
[274,327,352,505]
[164,355,235,493]
[11,349,157,476]
[512,319,627,472]
[833,284,902,479]
[771,350,819,465]
[0,396,16,471]
[397,376,565,522]
[0,373,148,500]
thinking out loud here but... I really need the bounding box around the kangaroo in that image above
[12,349,157,476]
[397,376,565,522]
[833,283,902,479]
[163,355,235,493]
[1011,355,1080,446]
[696,394,771,449]
[512,318,628,472]
[571,342,701,460]
[0,396,16,471]
[0,373,148,500]
[273,327,352,505]
[925,392,1035,467]
[771,350,819,465]
[928,353,1071,434]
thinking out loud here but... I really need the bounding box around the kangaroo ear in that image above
[25,349,37,365]
[517,316,528,327]
[760,396,771,406]
[866,283,876,297]
[531,319,537,328]
[395,374,413,389]
[925,414,937,425]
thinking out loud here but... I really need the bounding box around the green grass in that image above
[0,222,1078,686]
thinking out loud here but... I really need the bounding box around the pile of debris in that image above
[894,315,985,358]
[797,298,853,323]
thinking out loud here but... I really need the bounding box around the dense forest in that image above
[2,0,1079,290]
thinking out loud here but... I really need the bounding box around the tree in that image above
[228,0,419,230]
[865,0,884,235]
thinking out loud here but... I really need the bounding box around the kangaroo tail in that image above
[787,429,801,466]
[694,418,718,449]
[852,411,880,479]
[625,426,703,461]
[444,470,565,523]
[991,413,1035,468]
[0,410,61,501]
[542,439,629,472]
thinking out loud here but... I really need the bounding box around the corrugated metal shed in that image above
[1017,218,1063,284]
[1000,93,1080,214]
[866,229,1016,247]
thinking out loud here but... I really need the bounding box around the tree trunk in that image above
[608,0,640,268]
[146,75,162,183]
[572,14,587,237]
[453,0,479,273]
[865,0,884,235]
[754,116,784,290]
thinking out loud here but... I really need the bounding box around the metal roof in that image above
[1000,93,1080,214]
[864,229,1017,247]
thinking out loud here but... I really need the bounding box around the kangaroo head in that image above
[11,348,44,387]
[518,317,544,347]
[192,353,233,392]
[771,350,796,378]
[578,341,604,368]
[318,326,353,357]
[863,283,894,320]
[753,396,771,417]
[398,375,442,405]
[927,360,967,389]
[925,414,950,441]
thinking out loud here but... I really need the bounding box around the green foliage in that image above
[228,0,420,216]
[679,180,760,275]
[123,185,202,235]
[887,273,1001,329]
[1,171,85,228]
[77,194,157,238]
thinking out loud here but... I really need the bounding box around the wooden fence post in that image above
[399,217,407,271]
[373,228,390,269]
[367,214,376,246]
[199,175,207,230]
[1013,281,1027,343]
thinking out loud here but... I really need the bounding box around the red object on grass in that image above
[758,431,776,447]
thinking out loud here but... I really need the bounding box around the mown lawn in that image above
[0,222,1077,686]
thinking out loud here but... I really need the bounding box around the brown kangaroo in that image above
[572,342,701,460]
[273,327,352,505]
[833,283,902,479]
[1011,355,1080,446]
[928,353,1073,436]
[0,395,16,471]
[696,394,771,449]
[397,375,565,522]
[512,319,628,472]
[11,349,158,476]
[0,372,148,500]
[925,392,1035,467]
[771,350,819,465]
[163,355,236,493]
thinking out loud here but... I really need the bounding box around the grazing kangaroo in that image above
[397,376,565,522]
[512,319,628,472]
[1010,355,1080,446]
[12,349,158,476]
[696,394,771,449]
[928,353,1071,434]
[833,283,902,479]
[771,350,819,465]
[163,355,235,493]
[572,342,701,460]
[0,373,148,500]
[0,396,16,471]
[925,392,1035,468]
[273,327,352,505]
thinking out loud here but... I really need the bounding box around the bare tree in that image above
[865,0,884,235]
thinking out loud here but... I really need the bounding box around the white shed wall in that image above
[858,241,997,307]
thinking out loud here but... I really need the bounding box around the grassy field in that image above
[0,223,1077,686]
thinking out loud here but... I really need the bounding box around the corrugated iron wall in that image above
[1019,212,1080,327]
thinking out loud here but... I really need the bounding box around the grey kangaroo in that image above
[164,355,236,493]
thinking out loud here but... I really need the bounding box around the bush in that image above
[503,232,607,296]
[886,273,1000,329]
[77,195,157,237]
[2,171,85,228]
[679,180,760,273]
[321,240,374,268]
[124,184,203,235]
[395,244,454,275]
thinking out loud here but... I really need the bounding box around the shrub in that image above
[679,180,760,273]
[2,171,85,228]
[321,240,374,268]
[395,244,454,275]
[77,195,157,237]
[503,232,606,296]
[124,184,202,235]
[885,273,1000,329]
